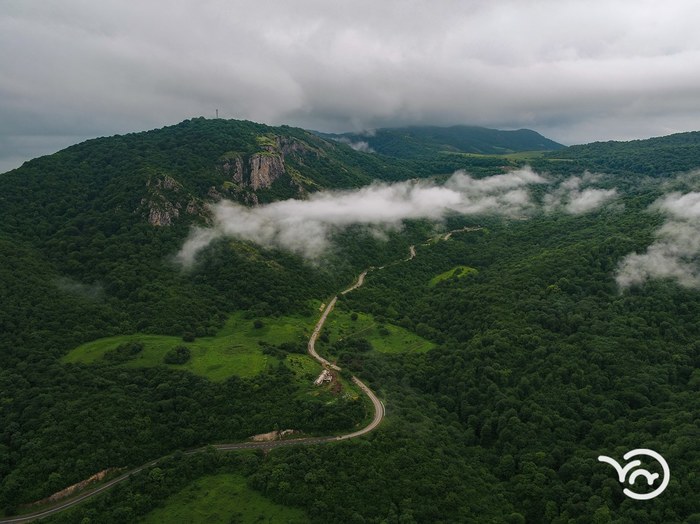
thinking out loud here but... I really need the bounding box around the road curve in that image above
[341,270,368,294]
[337,377,384,440]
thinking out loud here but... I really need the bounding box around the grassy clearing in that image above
[63,312,313,381]
[322,310,434,354]
[285,353,323,382]
[140,473,307,524]
[440,150,547,160]
[429,265,478,287]
[502,150,546,160]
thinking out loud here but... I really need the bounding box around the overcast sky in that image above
[2,0,700,172]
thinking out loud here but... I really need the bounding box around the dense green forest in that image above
[2,119,700,523]
[543,131,700,177]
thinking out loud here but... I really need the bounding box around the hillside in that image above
[2,121,700,523]
[320,124,565,158]
[0,118,411,236]
[545,130,700,176]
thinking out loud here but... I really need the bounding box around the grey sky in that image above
[2,0,700,172]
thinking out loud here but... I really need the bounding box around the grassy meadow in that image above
[140,473,307,524]
[63,312,316,381]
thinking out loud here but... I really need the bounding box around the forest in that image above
[1,118,700,523]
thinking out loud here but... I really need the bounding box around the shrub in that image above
[164,345,191,365]
[104,341,144,362]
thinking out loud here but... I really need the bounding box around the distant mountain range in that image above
[317,125,565,158]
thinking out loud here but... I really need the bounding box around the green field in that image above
[63,312,314,381]
[286,353,323,382]
[429,265,478,287]
[140,473,307,524]
[322,310,434,354]
[441,150,547,160]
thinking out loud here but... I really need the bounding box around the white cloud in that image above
[4,1,700,169]
[617,191,700,288]
[335,137,375,153]
[543,174,618,214]
[176,168,547,265]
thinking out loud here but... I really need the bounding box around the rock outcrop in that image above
[147,202,180,226]
[249,152,285,190]
[220,154,245,184]
[25,468,118,508]
[142,174,205,226]
[218,134,319,194]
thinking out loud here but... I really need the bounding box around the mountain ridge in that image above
[317,124,565,158]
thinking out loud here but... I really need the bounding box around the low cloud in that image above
[543,174,618,214]
[617,191,700,288]
[335,137,375,153]
[176,168,547,265]
[55,277,104,300]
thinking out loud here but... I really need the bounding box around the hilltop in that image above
[319,124,565,158]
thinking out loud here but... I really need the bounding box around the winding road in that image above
[1,252,397,522]
[3,231,470,522]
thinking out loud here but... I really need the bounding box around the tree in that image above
[163,345,191,365]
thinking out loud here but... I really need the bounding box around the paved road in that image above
[337,377,385,440]
[307,297,341,371]
[341,270,367,294]
[0,463,159,524]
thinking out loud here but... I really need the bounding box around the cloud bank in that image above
[177,168,547,265]
[177,169,620,265]
[543,174,618,214]
[4,1,700,170]
[617,192,700,288]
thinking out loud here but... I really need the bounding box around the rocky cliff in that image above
[249,152,285,190]
[219,134,319,194]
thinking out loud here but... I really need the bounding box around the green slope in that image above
[320,124,564,159]
[545,130,700,176]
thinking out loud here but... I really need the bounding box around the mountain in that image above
[2,120,700,523]
[319,124,565,158]
[546,130,700,176]
[0,117,415,234]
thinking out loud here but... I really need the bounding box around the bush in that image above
[278,341,305,354]
[104,341,144,362]
[163,345,191,365]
